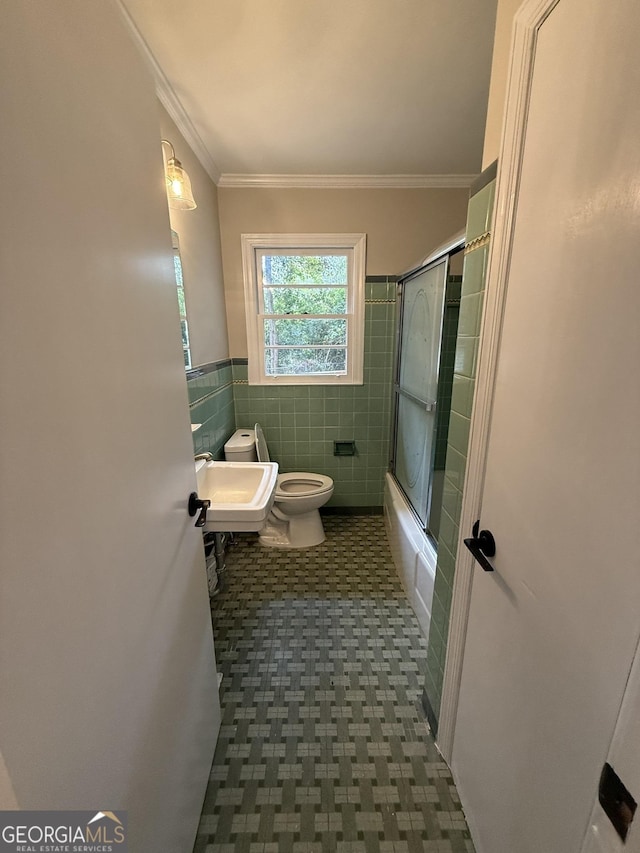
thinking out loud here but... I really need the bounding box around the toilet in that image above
[224,424,334,548]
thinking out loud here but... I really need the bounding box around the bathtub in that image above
[384,472,436,640]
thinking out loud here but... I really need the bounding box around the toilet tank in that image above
[224,429,257,462]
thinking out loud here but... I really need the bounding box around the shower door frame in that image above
[390,234,465,542]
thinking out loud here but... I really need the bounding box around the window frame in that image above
[241,233,366,385]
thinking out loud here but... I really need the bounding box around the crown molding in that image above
[217,173,477,189]
[116,1,221,184]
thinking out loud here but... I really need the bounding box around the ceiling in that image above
[120,0,499,184]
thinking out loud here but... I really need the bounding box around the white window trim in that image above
[241,233,366,385]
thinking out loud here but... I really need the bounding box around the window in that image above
[241,234,366,385]
[172,230,191,369]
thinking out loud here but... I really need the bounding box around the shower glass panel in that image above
[393,259,448,528]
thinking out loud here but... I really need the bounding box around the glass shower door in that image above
[393,259,447,527]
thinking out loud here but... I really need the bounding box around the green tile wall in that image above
[424,174,496,728]
[232,278,396,507]
[188,361,236,459]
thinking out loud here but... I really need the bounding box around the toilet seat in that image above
[276,472,333,499]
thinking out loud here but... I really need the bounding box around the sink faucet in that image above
[194,452,214,461]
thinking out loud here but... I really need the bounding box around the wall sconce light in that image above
[161,139,197,211]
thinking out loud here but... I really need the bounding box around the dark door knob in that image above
[188,492,210,528]
[463,520,496,572]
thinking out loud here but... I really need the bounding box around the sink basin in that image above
[194,459,278,532]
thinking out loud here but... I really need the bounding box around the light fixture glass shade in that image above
[165,155,197,211]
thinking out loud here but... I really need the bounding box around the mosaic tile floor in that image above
[195,516,474,853]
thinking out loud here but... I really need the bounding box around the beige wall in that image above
[218,186,469,356]
[159,107,229,367]
[482,0,523,168]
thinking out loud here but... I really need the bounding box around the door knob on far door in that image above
[464,520,496,572]
[188,492,210,528]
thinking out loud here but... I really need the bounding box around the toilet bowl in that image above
[224,424,334,548]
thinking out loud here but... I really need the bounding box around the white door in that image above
[451,1,640,851]
[0,4,220,852]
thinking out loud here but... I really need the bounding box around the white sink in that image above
[194,459,278,532]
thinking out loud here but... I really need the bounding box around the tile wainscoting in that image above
[188,360,236,460]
